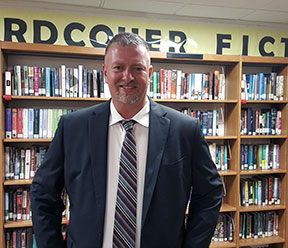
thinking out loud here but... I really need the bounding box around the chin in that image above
[118,95,141,105]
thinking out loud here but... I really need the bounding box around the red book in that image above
[160,69,165,99]
[34,66,39,96]
[17,108,23,139]
[255,110,259,135]
[244,110,247,135]
[167,70,172,99]
[209,71,214,100]
[184,73,189,99]
[268,177,273,205]
[16,189,23,221]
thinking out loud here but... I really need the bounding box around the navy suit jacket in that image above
[31,99,223,248]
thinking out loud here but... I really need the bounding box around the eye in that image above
[113,65,122,71]
[135,66,144,72]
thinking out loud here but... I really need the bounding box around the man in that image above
[31,32,223,248]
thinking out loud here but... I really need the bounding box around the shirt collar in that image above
[109,96,150,127]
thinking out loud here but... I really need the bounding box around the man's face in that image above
[103,44,152,110]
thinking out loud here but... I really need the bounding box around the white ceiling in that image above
[2,0,288,29]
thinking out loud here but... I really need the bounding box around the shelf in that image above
[240,169,286,175]
[240,204,286,212]
[4,180,33,186]
[241,135,287,139]
[4,218,68,229]
[3,96,109,102]
[210,241,236,248]
[3,139,52,143]
[219,170,237,176]
[220,203,236,212]
[4,96,238,104]
[206,136,238,140]
[242,100,288,104]
[155,99,238,103]
[239,236,285,247]
[3,137,238,143]
[4,220,33,228]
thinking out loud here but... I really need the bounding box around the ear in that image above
[102,63,108,83]
[148,65,153,80]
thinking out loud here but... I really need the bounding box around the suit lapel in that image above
[88,101,110,243]
[142,100,170,228]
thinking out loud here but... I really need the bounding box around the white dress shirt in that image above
[102,98,150,248]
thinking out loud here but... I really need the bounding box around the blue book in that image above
[248,145,254,170]
[255,180,258,205]
[251,74,256,100]
[45,67,51,97]
[51,69,55,97]
[5,108,12,139]
[241,145,245,170]
[33,234,38,248]
[202,112,208,136]
[258,73,264,100]
[28,108,34,139]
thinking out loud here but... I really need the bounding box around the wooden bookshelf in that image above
[0,41,287,248]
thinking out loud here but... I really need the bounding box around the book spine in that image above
[17,108,23,139]
[25,149,31,180]
[5,71,12,96]
[34,66,39,96]
[11,108,18,139]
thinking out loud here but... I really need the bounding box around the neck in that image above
[113,99,146,119]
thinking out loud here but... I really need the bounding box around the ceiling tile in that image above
[259,0,288,11]
[176,4,254,19]
[32,0,103,7]
[241,10,288,23]
[174,0,273,9]
[103,0,184,15]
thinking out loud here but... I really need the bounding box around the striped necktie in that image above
[113,120,137,248]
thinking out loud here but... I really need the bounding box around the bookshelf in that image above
[0,41,287,248]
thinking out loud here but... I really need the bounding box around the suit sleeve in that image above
[30,117,66,248]
[183,120,223,248]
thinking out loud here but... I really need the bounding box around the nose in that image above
[122,68,134,83]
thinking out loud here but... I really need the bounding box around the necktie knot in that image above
[121,120,135,132]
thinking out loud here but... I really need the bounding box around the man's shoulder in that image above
[151,101,198,124]
[62,101,110,121]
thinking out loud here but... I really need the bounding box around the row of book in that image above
[212,213,234,242]
[240,144,280,171]
[148,69,225,100]
[240,211,279,239]
[5,108,76,140]
[180,108,224,136]
[6,228,36,248]
[4,187,32,222]
[5,65,108,98]
[4,146,48,181]
[4,187,70,223]
[5,65,228,101]
[208,143,230,171]
[241,73,284,101]
[240,108,282,136]
[240,176,280,207]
